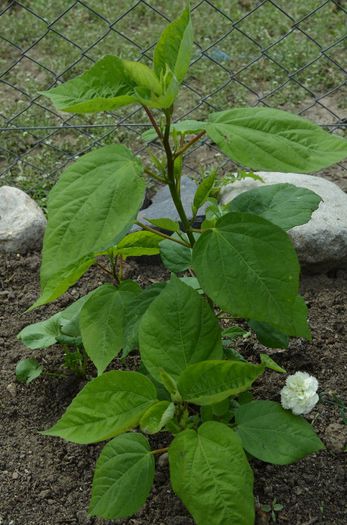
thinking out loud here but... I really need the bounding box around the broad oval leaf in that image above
[249,319,289,349]
[177,360,264,405]
[41,55,162,113]
[80,284,140,375]
[206,108,347,172]
[169,421,254,525]
[42,371,157,444]
[139,274,222,383]
[89,433,154,519]
[140,400,175,434]
[235,400,324,464]
[192,212,304,335]
[34,145,145,307]
[154,7,193,84]
[228,183,322,230]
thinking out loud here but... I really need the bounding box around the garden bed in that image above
[0,251,346,525]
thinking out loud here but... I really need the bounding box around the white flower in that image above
[280,371,319,415]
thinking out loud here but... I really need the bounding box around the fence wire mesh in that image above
[0,0,346,202]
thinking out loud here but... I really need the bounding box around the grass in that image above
[0,0,346,205]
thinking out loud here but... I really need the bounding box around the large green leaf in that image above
[89,433,154,519]
[41,56,162,113]
[42,371,157,444]
[177,360,264,405]
[18,290,97,349]
[80,284,140,375]
[228,183,322,230]
[192,212,307,335]
[139,275,222,383]
[235,401,324,464]
[205,108,347,172]
[123,283,166,356]
[34,145,145,307]
[154,7,193,84]
[169,422,254,525]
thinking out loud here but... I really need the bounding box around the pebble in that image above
[6,383,17,398]
[158,452,169,468]
[12,472,19,480]
[324,422,347,453]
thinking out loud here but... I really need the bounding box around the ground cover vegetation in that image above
[14,4,347,525]
[1,0,346,205]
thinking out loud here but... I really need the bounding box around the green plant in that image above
[18,5,347,524]
[261,499,284,523]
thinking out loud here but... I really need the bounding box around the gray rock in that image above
[0,186,46,253]
[134,176,207,230]
[220,172,347,272]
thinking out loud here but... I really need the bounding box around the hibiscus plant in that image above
[18,5,347,525]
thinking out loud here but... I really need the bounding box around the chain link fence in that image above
[0,0,346,202]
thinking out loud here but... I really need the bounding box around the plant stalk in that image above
[135,221,190,247]
[173,130,206,159]
[162,109,196,246]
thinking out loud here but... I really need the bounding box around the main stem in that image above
[162,108,196,247]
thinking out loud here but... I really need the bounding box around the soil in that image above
[1,250,346,525]
[1,150,347,525]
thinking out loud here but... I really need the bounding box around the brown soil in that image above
[0,250,346,525]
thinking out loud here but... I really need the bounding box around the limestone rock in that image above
[134,176,207,230]
[0,186,47,253]
[220,173,347,272]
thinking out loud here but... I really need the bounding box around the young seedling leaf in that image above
[235,400,325,464]
[80,284,140,375]
[114,230,162,259]
[42,371,157,444]
[154,7,193,84]
[177,360,264,405]
[159,233,194,272]
[139,275,222,383]
[16,358,43,384]
[206,108,347,172]
[18,289,97,349]
[192,212,308,335]
[169,422,254,525]
[141,119,205,142]
[228,183,322,230]
[41,56,162,113]
[249,320,289,349]
[89,433,154,519]
[140,400,175,434]
[147,218,180,232]
[192,171,216,216]
[33,145,145,307]
[123,283,166,356]
[260,354,287,374]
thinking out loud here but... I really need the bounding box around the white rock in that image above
[0,186,47,253]
[220,173,347,272]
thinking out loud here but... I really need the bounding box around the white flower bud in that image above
[280,371,319,415]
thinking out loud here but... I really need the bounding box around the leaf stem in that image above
[144,167,167,184]
[151,447,169,455]
[135,221,190,247]
[173,130,206,159]
[143,106,164,143]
